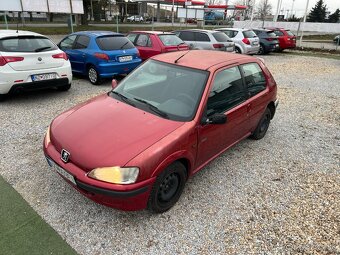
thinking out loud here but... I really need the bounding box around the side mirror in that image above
[206,113,227,125]
[111,79,118,89]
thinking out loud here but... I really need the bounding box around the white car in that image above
[0,30,72,101]
[127,15,144,22]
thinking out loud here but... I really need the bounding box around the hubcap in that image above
[89,68,97,83]
[158,173,179,203]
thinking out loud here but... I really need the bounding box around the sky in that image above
[230,0,339,17]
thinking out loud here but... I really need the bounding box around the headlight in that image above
[88,167,139,184]
[44,125,51,147]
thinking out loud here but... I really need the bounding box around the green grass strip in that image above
[0,175,77,255]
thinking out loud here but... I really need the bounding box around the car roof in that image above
[216,28,250,31]
[252,28,273,32]
[72,31,123,37]
[0,29,44,38]
[174,29,219,33]
[265,27,287,30]
[130,31,175,35]
[151,50,256,71]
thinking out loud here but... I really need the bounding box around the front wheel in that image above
[148,162,187,213]
[88,66,102,85]
[235,46,242,54]
[251,108,271,140]
[258,44,266,55]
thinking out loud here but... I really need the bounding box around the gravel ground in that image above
[0,53,339,255]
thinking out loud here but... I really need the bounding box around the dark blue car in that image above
[58,31,142,84]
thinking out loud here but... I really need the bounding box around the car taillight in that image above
[266,38,274,41]
[213,44,224,48]
[52,52,68,60]
[0,56,24,66]
[94,53,109,61]
[242,38,250,45]
[136,51,140,57]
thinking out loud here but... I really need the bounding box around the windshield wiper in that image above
[111,91,135,106]
[35,46,51,52]
[133,97,169,118]
[120,41,129,49]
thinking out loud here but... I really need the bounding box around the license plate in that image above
[47,158,76,185]
[32,73,56,81]
[119,56,132,62]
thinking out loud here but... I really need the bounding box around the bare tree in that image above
[257,0,271,25]
[205,0,224,5]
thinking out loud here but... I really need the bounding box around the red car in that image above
[44,51,278,213]
[126,31,189,61]
[265,27,296,51]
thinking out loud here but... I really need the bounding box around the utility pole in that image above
[290,0,295,18]
[299,0,310,46]
[172,0,174,26]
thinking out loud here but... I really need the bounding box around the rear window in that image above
[158,34,183,46]
[0,36,57,52]
[273,30,284,36]
[96,36,134,51]
[267,32,277,38]
[212,32,229,42]
[243,30,257,38]
[286,30,295,36]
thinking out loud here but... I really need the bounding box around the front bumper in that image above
[44,142,156,211]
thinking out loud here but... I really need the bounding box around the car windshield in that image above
[243,30,257,38]
[111,60,208,121]
[158,34,184,46]
[0,36,57,52]
[96,36,135,50]
[286,30,295,36]
[212,32,230,42]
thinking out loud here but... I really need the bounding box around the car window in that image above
[286,30,295,36]
[96,36,135,50]
[59,35,77,50]
[0,36,57,52]
[158,34,184,46]
[273,30,284,36]
[207,66,245,115]
[195,32,210,42]
[113,60,208,121]
[222,30,236,38]
[267,32,277,38]
[127,33,138,44]
[74,35,90,49]
[178,31,194,41]
[135,34,152,47]
[212,32,229,42]
[243,30,257,38]
[241,63,266,97]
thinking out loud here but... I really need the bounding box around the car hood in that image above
[50,94,184,171]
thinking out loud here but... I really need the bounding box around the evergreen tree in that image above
[307,0,327,22]
[328,8,340,23]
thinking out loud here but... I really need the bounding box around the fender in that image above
[151,150,195,178]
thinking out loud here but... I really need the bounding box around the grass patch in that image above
[0,175,77,255]
[285,50,340,60]
[301,34,338,41]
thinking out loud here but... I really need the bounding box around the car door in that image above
[134,34,153,60]
[240,62,268,131]
[196,65,249,168]
[71,35,90,74]
[59,35,77,70]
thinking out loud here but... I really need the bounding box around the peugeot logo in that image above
[61,149,70,163]
[38,57,42,61]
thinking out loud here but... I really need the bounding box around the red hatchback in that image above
[44,51,278,213]
[266,27,296,51]
[126,31,189,61]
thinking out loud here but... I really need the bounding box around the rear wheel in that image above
[56,84,71,91]
[148,162,187,213]
[251,108,271,140]
[88,66,102,85]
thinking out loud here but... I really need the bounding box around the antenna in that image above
[174,50,190,64]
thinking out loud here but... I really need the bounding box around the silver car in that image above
[215,28,260,54]
[173,29,235,52]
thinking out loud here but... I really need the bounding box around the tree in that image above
[328,8,340,23]
[307,0,327,22]
[257,0,271,25]
[81,0,91,25]
[288,14,301,22]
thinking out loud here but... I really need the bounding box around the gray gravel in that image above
[0,53,339,255]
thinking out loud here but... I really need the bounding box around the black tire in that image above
[251,108,271,140]
[258,44,266,55]
[235,46,242,54]
[0,94,7,102]
[56,83,71,91]
[148,162,187,213]
[88,65,102,85]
